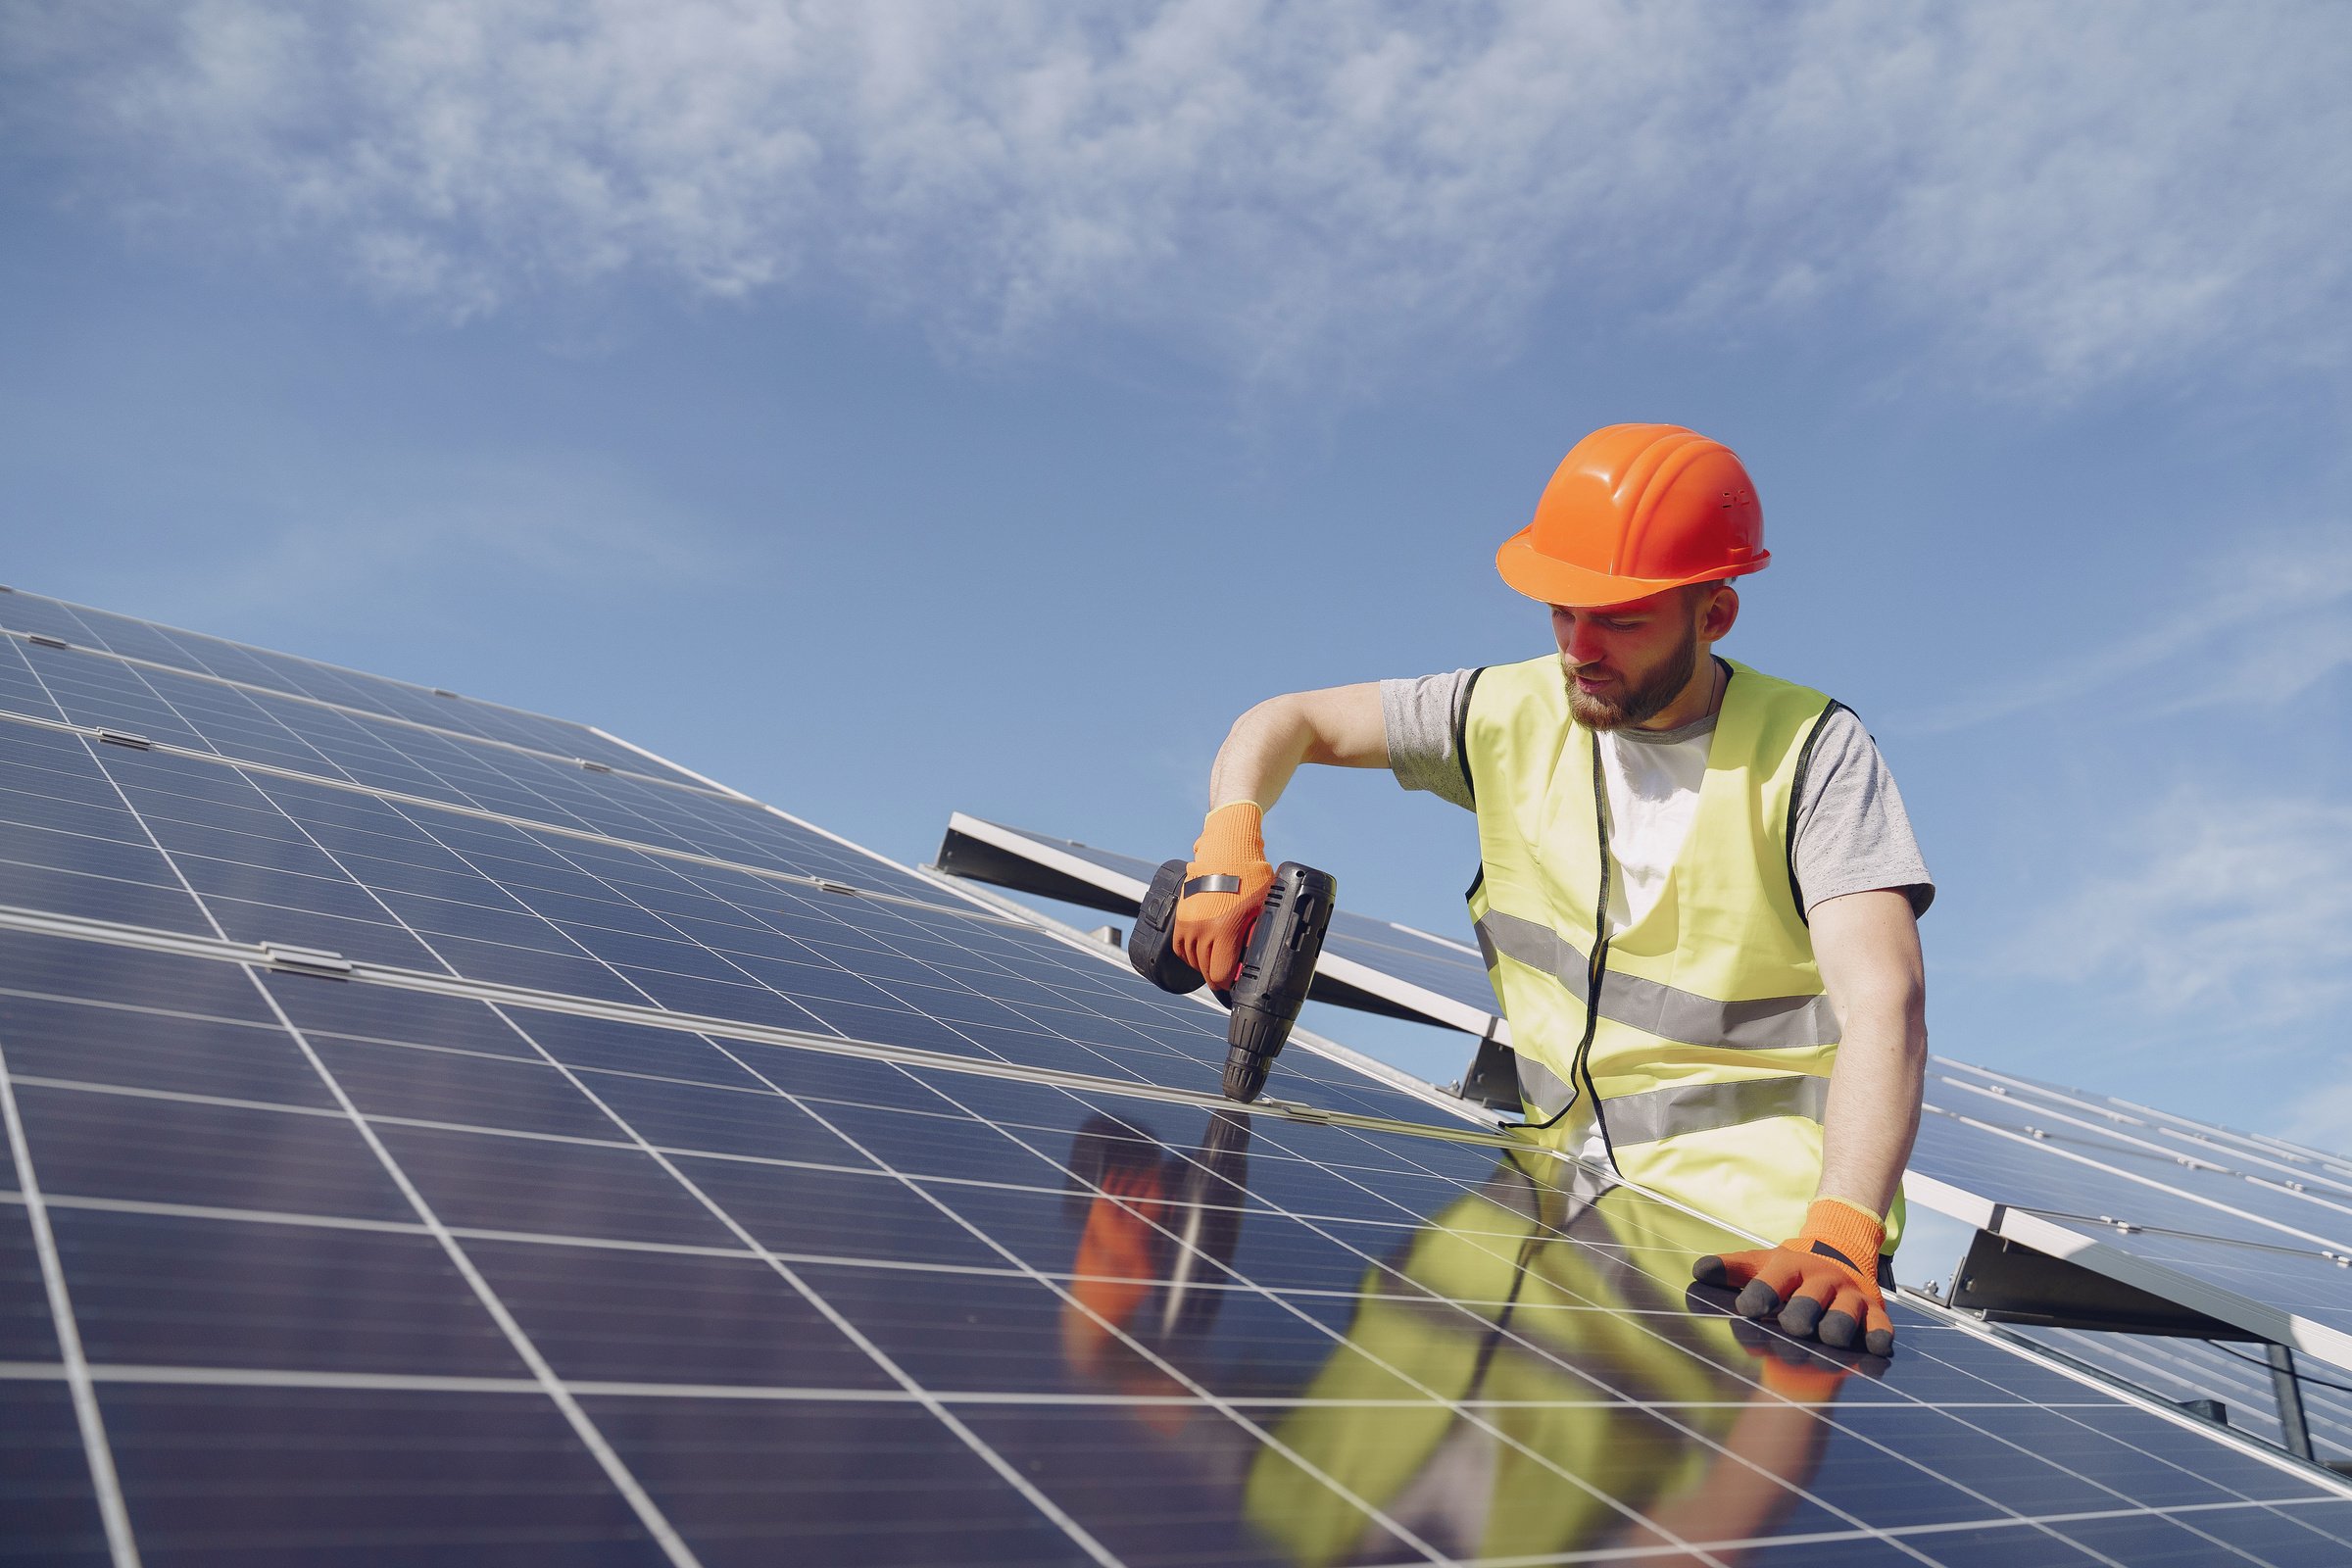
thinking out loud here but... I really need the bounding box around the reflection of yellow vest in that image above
[1464,655,1903,1250]
[1248,1162,1757,1566]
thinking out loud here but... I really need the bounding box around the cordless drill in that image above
[1127,858,1336,1102]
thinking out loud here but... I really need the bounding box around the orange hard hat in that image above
[1495,423,1768,608]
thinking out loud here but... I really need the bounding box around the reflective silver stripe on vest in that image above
[1604,1074,1831,1147]
[1515,1053,1578,1119]
[1475,909,1840,1052]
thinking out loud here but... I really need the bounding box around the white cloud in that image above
[6,2,2351,392]
[1999,787,2352,1028]
[1910,522,2352,733]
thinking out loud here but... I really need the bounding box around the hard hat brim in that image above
[1494,526,1769,609]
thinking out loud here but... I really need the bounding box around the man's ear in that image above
[1701,583,1740,642]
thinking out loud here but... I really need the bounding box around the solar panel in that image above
[4,599,2350,1565]
[941,816,2352,1393]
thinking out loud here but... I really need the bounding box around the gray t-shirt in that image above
[1382,663,1933,917]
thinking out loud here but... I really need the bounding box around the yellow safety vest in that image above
[1463,654,1903,1251]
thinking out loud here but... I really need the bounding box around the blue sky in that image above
[3,3,2348,1151]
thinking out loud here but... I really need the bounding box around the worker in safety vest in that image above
[1174,424,1933,1355]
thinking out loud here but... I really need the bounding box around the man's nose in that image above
[1558,614,1604,664]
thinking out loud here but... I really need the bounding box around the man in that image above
[1171,423,1932,1356]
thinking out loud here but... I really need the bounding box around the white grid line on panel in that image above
[0,1358,2212,1425]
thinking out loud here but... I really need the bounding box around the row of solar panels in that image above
[1,586,2347,1565]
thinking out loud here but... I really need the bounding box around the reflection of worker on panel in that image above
[1166,424,1933,1356]
[1251,1153,1864,1566]
[1058,1109,1252,1404]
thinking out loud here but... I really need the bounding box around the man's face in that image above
[1551,586,1711,729]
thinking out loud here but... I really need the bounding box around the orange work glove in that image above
[1170,802,1274,989]
[1692,1198,1895,1357]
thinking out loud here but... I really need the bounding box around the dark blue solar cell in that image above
[0,930,273,1023]
[99,1382,668,1567]
[582,1396,1094,1568]
[666,1154,1005,1269]
[18,1084,415,1222]
[370,1122,739,1249]
[0,991,335,1109]
[313,1036,620,1142]
[0,859,212,936]
[53,1207,522,1377]
[259,973,541,1058]
[785,1260,1134,1396]
[697,1034,928,1104]
[464,1238,888,1390]
[498,1006,769,1089]
[581,1072,872,1166]
[0,1201,61,1360]
[0,1379,111,1567]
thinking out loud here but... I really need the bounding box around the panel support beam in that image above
[2269,1343,2316,1463]
[1948,1228,2254,1339]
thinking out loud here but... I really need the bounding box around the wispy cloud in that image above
[1997,786,2352,1029]
[6,2,2349,393]
[1909,523,2352,733]
[112,446,734,626]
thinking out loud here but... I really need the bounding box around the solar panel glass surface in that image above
[2,601,2349,1566]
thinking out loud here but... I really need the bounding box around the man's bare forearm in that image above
[1815,1003,1926,1218]
[1808,889,1929,1221]
[1206,684,1389,811]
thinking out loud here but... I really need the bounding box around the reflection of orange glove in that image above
[1692,1198,1894,1357]
[1727,1316,1864,1401]
[1171,802,1274,989]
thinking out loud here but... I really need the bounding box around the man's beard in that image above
[1563,621,1700,730]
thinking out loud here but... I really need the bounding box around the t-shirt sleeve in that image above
[1792,707,1935,917]
[1380,669,1478,812]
